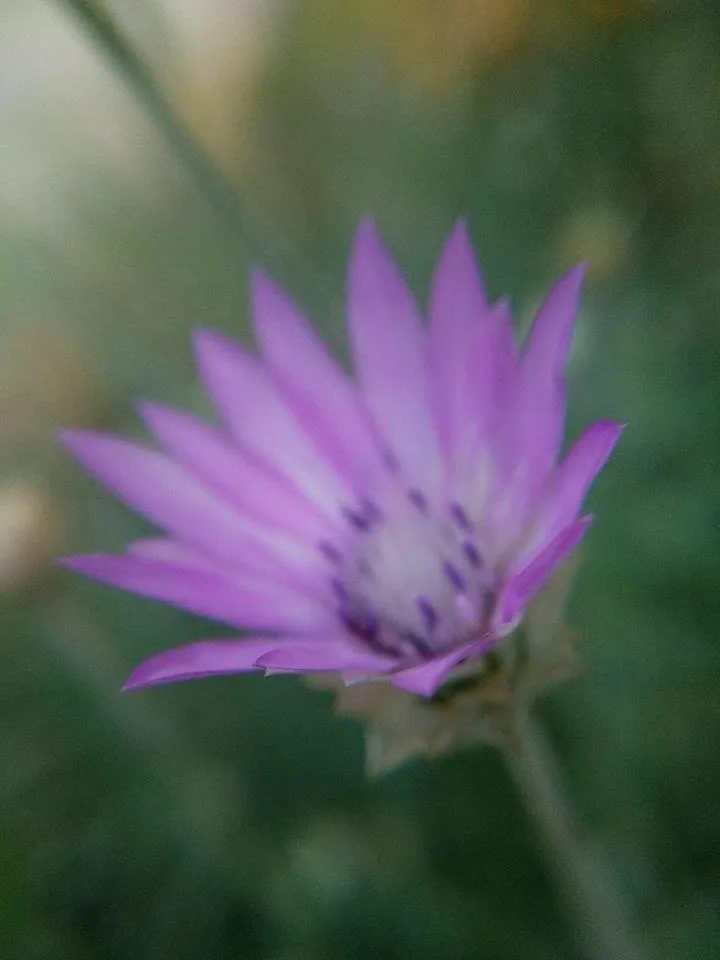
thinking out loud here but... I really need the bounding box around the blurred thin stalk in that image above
[56,0,332,309]
[507,713,650,960]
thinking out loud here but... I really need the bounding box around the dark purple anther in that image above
[443,560,467,592]
[416,596,439,632]
[318,540,342,564]
[330,578,349,604]
[407,488,427,512]
[343,610,397,656]
[462,540,483,568]
[342,506,372,531]
[381,448,400,474]
[361,498,383,523]
[404,632,434,659]
[450,502,472,531]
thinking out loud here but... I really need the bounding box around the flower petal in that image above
[123,638,278,689]
[511,265,586,484]
[194,330,352,511]
[140,402,334,546]
[62,429,315,575]
[256,640,395,675]
[251,270,385,487]
[523,264,585,377]
[499,515,592,624]
[535,420,624,545]
[486,267,586,537]
[348,219,442,491]
[390,637,492,698]
[128,537,225,570]
[428,221,488,475]
[62,554,329,631]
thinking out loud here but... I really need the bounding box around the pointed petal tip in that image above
[445,216,469,243]
[59,426,104,452]
[356,214,377,235]
[57,554,85,572]
[192,327,236,361]
[121,638,279,691]
[121,659,203,691]
[439,217,476,261]
[60,429,134,472]
[249,264,269,286]
[138,399,201,437]
[596,418,627,442]
[560,261,587,305]
[351,217,385,260]
[550,260,587,297]
[136,398,173,428]
[560,260,588,288]
[121,665,175,692]
[390,638,490,698]
[249,265,281,303]
[57,552,133,576]
[192,326,218,351]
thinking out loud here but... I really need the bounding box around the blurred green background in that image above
[1,0,719,957]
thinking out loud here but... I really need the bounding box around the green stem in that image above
[56,0,331,307]
[507,713,650,960]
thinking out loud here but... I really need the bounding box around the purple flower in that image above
[62,220,622,699]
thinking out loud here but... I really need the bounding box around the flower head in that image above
[62,220,622,699]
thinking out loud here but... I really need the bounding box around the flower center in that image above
[320,490,496,663]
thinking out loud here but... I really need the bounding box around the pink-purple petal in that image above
[62,429,313,576]
[428,220,488,467]
[251,270,385,488]
[500,515,593,624]
[256,641,395,675]
[491,266,586,525]
[140,401,334,547]
[522,264,586,383]
[390,636,492,698]
[194,330,352,511]
[127,537,224,570]
[123,638,279,690]
[518,265,585,464]
[538,419,624,543]
[62,553,328,631]
[348,219,442,491]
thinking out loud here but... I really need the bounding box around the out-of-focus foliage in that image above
[1,0,719,958]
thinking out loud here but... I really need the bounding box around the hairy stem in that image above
[507,713,650,960]
[56,0,331,306]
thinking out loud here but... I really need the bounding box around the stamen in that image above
[462,540,483,568]
[403,632,434,658]
[343,610,396,657]
[334,489,493,664]
[360,498,383,523]
[381,448,400,473]
[443,560,467,592]
[342,506,372,531]
[331,578,349,603]
[450,502,472,531]
[416,596,439,632]
[318,540,342,564]
[407,489,427,512]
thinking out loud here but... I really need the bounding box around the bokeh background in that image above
[2,1,719,957]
